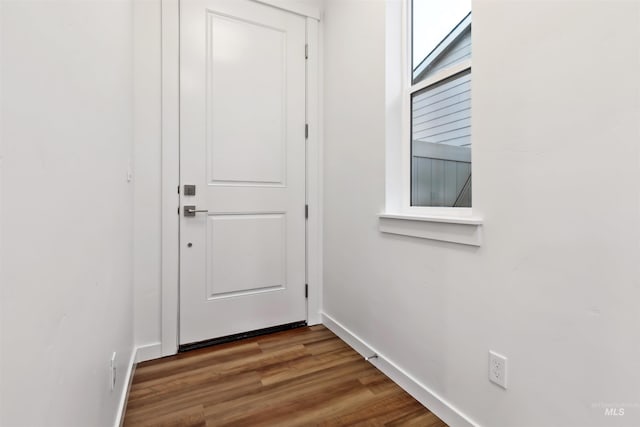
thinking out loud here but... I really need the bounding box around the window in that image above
[410,1,472,207]
[379,0,480,245]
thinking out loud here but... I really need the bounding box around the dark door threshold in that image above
[178,321,308,353]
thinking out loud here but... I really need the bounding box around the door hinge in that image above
[305,44,308,59]
[305,284,308,298]
[305,204,308,219]
[177,206,180,215]
[305,123,309,139]
[177,185,180,194]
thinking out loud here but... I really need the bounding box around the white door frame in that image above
[160,0,323,357]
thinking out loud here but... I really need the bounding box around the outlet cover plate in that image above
[489,350,507,389]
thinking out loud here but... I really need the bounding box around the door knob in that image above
[184,205,208,217]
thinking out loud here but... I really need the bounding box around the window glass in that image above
[410,0,472,207]
[412,0,471,83]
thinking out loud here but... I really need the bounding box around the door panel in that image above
[180,0,306,345]
[206,213,286,298]
[207,11,287,186]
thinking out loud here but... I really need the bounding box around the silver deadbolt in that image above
[184,205,209,217]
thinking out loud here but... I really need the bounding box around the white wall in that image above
[322,1,640,427]
[0,1,135,426]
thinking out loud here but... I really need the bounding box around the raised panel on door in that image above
[207,213,287,299]
[207,11,287,186]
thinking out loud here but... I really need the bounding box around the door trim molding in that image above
[305,16,323,326]
[160,0,323,356]
[161,0,180,357]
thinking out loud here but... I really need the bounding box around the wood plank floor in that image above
[124,325,448,426]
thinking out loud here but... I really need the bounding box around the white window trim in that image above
[380,0,482,246]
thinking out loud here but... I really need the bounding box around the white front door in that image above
[179,0,307,345]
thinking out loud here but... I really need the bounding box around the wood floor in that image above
[124,325,447,426]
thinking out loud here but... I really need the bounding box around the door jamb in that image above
[160,0,323,357]
[161,0,180,357]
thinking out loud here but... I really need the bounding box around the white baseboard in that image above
[114,348,137,427]
[321,312,479,427]
[136,342,163,363]
[113,342,162,427]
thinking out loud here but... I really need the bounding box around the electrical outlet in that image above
[110,352,117,391]
[488,351,507,389]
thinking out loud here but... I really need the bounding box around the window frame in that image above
[402,0,473,216]
[378,0,481,246]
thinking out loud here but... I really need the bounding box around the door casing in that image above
[159,0,322,357]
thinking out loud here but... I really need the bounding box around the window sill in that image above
[378,213,483,246]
